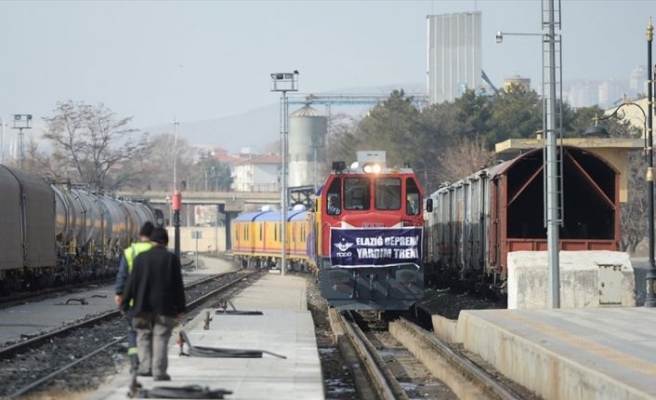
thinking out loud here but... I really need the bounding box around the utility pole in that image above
[12,114,32,170]
[172,190,181,258]
[1,117,5,164]
[645,19,656,307]
[544,0,562,308]
[173,117,179,191]
[270,71,299,276]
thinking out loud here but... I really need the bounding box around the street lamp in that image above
[270,70,299,276]
[583,21,655,307]
[495,31,543,44]
[12,114,32,169]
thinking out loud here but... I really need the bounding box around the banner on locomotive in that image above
[329,227,422,268]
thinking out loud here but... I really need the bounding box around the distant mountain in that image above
[140,104,280,154]
[139,83,426,154]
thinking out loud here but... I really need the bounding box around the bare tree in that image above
[620,148,649,253]
[138,133,196,192]
[42,100,149,192]
[438,136,496,183]
[23,138,53,177]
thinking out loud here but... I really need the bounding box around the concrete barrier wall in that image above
[431,315,458,343]
[507,251,635,309]
[165,226,226,253]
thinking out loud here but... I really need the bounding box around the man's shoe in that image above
[137,371,152,377]
[153,374,171,381]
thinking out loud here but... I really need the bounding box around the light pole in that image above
[650,21,656,307]
[1,117,6,164]
[171,117,181,257]
[12,114,32,170]
[270,71,299,276]
[172,189,181,259]
[173,117,179,191]
[496,0,563,308]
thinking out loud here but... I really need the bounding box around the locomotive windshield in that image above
[333,176,422,215]
[375,178,401,210]
[344,177,370,210]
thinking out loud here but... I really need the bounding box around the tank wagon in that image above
[0,164,163,296]
[424,145,620,293]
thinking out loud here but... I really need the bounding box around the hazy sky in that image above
[1,0,654,130]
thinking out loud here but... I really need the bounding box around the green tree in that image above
[452,89,493,139]
[190,154,233,192]
[565,105,605,138]
[486,86,542,146]
[414,101,460,192]
[325,113,361,174]
[355,90,422,167]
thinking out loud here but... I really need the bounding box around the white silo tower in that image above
[288,105,327,188]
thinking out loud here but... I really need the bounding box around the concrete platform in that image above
[88,274,324,400]
[434,307,656,400]
[0,255,236,346]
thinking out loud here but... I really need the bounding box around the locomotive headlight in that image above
[363,163,382,174]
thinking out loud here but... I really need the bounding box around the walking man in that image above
[115,221,155,373]
[121,227,186,381]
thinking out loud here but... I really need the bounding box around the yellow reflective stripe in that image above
[127,347,139,355]
[124,242,153,307]
[125,242,153,273]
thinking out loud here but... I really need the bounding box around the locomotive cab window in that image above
[344,177,370,210]
[326,177,341,215]
[375,178,401,210]
[406,178,420,215]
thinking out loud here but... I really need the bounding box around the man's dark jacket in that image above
[120,246,186,318]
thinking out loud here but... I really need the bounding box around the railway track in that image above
[332,310,408,400]
[0,259,196,309]
[1,269,260,399]
[330,309,528,400]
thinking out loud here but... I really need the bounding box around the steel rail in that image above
[4,271,255,399]
[0,273,225,360]
[339,311,407,400]
[396,318,522,400]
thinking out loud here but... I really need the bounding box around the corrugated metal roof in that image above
[290,105,323,118]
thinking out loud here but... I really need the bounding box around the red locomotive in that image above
[316,151,426,310]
